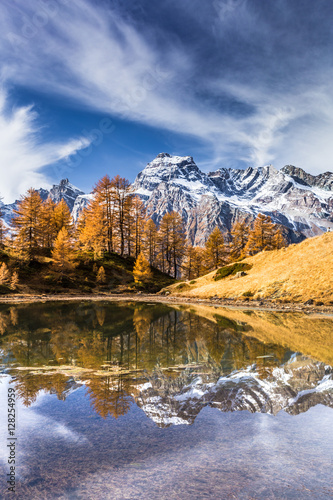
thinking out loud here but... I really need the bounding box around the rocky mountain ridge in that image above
[0,178,84,226]
[1,154,333,244]
[132,153,333,244]
[134,356,333,427]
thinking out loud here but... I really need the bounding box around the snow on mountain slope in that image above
[71,193,93,221]
[0,178,85,226]
[132,154,333,244]
[135,356,333,427]
[1,154,333,244]
[0,201,18,226]
[46,178,85,211]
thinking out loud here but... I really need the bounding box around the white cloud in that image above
[0,0,333,188]
[0,89,91,203]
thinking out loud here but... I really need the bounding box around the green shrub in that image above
[189,280,196,285]
[214,263,252,281]
[242,290,254,297]
[176,282,188,289]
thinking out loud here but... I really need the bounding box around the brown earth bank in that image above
[0,292,333,316]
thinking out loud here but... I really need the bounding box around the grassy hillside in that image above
[165,232,333,304]
[0,251,174,295]
[173,304,333,365]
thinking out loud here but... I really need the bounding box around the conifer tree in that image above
[158,212,185,278]
[143,219,158,266]
[230,221,249,260]
[245,213,276,255]
[169,212,186,278]
[53,199,72,234]
[77,200,106,259]
[52,228,74,273]
[12,189,43,259]
[272,226,287,249]
[0,263,10,285]
[96,266,106,284]
[112,175,131,256]
[183,245,208,279]
[133,252,152,284]
[124,195,134,257]
[183,243,195,280]
[158,212,172,274]
[205,226,225,269]
[9,271,19,290]
[93,175,116,253]
[192,247,208,278]
[131,196,145,258]
[40,198,57,250]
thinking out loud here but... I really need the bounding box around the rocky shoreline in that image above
[0,292,332,316]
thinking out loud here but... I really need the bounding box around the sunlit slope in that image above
[168,232,333,303]
[174,304,333,365]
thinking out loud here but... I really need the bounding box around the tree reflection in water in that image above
[0,301,332,420]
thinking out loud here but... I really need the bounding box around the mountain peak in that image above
[147,153,195,169]
[156,152,171,159]
[282,165,333,191]
[47,179,84,211]
[58,178,70,186]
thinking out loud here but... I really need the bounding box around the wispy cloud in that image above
[0,89,91,202]
[0,0,333,191]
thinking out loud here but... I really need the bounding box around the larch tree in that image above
[143,218,158,267]
[158,212,172,274]
[40,198,57,250]
[133,252,153,284]
[183,243,196,280]
[124,195,134,257]
[12,189,43,260]
[192,247,208,278]
[52,228,74,274]
[77,199,106,259]
[272,226,287,249]
[53,199,72,234]
[183,243,207,280]
[230,221,249,260]
[245,213,276,255]
[93,175,116,253]
[10,271,19,290]
[205,226,225,270]
[169,212,186,278]
[131,196,146,258]
[112,175,131,256]
[183,245,208,279]
[0,263,10,285]
[96,266,106,284]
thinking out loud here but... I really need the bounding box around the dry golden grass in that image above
[174,303,333,365]
[170,232,333,303]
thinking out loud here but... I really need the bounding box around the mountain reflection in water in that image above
[0,301,332,425]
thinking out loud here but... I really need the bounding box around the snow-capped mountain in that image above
[1,154,333,243]
[132,153,333,244]
[134,356,333,427]
[0,179,84,226]
[43,178,85,211]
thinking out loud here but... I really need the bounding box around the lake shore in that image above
[0,292,333,316]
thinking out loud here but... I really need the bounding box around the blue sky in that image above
[1,0,333,202]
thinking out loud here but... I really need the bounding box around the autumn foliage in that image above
[0,173,288,290]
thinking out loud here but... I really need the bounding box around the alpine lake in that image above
[0,300,332,499]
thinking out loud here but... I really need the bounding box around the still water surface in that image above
[0,301,332,499]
